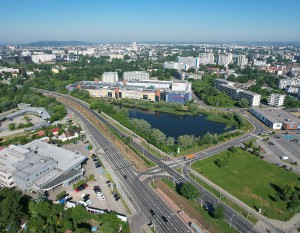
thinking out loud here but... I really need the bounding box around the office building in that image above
[123,71,149,81]
[199,53,214,64]
[237,55,248,67]
[102,72,118,83]
[268,94,285,107]
[218,53,233,67]
[250,107,300,130]
[0,140,86,191]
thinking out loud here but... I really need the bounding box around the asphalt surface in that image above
[36,89,270,233]
[62,104,191,232]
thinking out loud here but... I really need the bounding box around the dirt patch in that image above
[155,179,219,233]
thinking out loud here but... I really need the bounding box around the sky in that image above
[0,0,300,43]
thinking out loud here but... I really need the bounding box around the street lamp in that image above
[229,215,235,228]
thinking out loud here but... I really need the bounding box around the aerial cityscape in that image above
[1,0,300,233]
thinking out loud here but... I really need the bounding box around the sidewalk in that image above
[188,169,300,233]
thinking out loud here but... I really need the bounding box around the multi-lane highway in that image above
[65,104,191,233]
[36,89,268,232]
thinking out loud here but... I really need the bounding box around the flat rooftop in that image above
[251,107,300,123]
[22,140,86,172]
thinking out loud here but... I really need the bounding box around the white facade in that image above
[279,78,300,89]
[214,79,261,106]
[177,56,199,69]
[253,60,267,67]
[164,61,186,70]
[218,53,233,67]
[31,54,56,63]
[132,41,138,50]
[102,72,118,83]
[237,55,248,67]
[123,71,149,81]
[199,53,214,64]
[0,67,19,73]
[268,94,285,107]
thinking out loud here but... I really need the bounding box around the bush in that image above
[88,174,95,181]
[179,182,200,200]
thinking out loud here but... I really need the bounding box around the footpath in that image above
[188,169,300,233]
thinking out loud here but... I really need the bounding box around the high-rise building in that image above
[102,72,118,83]
[268,94,285,107]
[199,53,214,64]
[123,71,149,81]
[218,53,233,67]
[132,41,138,50]
[237,55,248,67]
[177,56,199,69]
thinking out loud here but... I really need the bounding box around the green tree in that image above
[282,184,294,200]
[213,205,224,219]
[180,182,200,200]
[177,135,196,149]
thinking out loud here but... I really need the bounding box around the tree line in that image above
[0,187,130,233]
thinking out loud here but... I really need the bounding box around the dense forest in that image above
[0,187,130,233]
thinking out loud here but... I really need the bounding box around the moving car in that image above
[150,209,156,216]
[161,215,168,223]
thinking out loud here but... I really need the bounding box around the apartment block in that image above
[268,94,285,107]
[214,79,261,106]
[199,53,214,65]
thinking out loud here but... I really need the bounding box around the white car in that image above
[98,197,105,201]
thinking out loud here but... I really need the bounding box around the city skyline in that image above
[1,0,300,43]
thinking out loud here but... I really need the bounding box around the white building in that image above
[177,56,199,69]
[279,78,300,89]
[102,72,118,83]
[253,60,267,67]
[164,61,186,70]
[237,55,248,67]
[123,71,149,81]
[268,94,285,107]
[218,53,233,67]
[31,54,56,63]
[132,41,138,50]
[199,53,214,65]
[286,85,299,94]
[0,140,86,191]
[214,79,261,106]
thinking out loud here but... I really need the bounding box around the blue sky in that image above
[0,0,299,43]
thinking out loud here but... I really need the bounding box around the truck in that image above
[184,154,195,161]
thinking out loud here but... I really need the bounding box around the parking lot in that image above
[257,132,300,174]
[49,140,127,215]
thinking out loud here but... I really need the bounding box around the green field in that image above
[191,148,300,220]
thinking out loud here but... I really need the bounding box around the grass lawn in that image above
[191,148,300,220]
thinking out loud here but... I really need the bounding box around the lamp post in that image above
[230,215,235,228]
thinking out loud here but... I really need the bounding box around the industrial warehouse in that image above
[0,140,86,191]
[67,73,192,104]
[250,107,300,130]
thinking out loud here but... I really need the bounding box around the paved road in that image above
[36,89,267,233]
[64,105,191,233]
